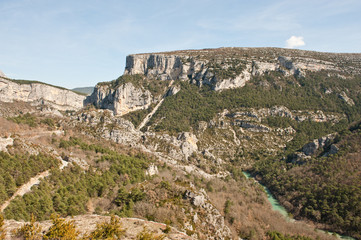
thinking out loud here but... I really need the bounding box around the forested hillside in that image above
[254,122,361,238]
[1,47,361,239]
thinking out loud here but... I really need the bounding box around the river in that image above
[242,171,355,240]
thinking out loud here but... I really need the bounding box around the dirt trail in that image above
[137,80,174,131]
[18,130,64,140]
[137,98,164,130]
[0,158,68,212]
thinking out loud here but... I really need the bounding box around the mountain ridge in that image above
[0,75,86,111]
[1,47,361,239]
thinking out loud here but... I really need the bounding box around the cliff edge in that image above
[0,74,86,111]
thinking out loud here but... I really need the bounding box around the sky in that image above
[0,0,361,89]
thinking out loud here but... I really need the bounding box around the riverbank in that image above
[242,171,355,240]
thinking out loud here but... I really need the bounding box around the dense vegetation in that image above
[0,152,59,203]
[0,214,4,240]
[4,137,150,221]
[254,125,361,238]
[148,71,360,134]
[123,103,156,128]
[7,113,38,127]
[266,231,313,240]
[7,113,57,128]
[2,49,361,238]
[262,116,347,156]
[207,58,247,79]
[86,215,125,239]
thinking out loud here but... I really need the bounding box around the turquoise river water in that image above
[242,171,355,240]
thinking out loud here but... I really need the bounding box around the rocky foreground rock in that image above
[3,215,192,240]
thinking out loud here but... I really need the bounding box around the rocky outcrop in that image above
[124,54,185,80]
[233,120,270,132]
[123,50,345,91]
[323,144,339,157]
[302,134,336,156]
[178,132,198,159]
[165,85,181,97]
[213,66,252,91]
[229,106,344,124]
[74,110,142,146]
[4,215,192,240]
[124,53,254,91]
[84,49,356,120]
[183,189,232,239]
[184,190,206,207]
[338,91,355,106]
[0,137,13,152]
[124,54,232,90]
[145,163,159,176]
[84,82,153,115]
[0,77,85,111]
[291,134,339,164]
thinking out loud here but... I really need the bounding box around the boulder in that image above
[302,134,335,156]
[145,163,159,176]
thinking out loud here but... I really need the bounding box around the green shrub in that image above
[7,113,37,127]
[14,214,42,240]
[0,215,5,240]
[43,214,79,240]
[136,227,165,240]
[87,215,125,239]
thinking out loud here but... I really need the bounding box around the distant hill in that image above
[72,87,94,95]
[0,76,86,111]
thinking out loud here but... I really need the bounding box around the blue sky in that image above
[1,0,361,88]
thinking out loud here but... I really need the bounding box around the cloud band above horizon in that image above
[286,36,305,48]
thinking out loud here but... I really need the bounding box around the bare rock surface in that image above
[338,91,355,106]
[122,48,357,91]
[85,82,153,115]
[4,215,192,240]
[0,137,13,152]
[0,77,85,111]
[183,189,232,239]
[302,134,336,156]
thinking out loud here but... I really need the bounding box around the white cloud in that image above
[286,36,305,48]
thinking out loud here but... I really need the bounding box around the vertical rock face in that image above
[125,54,184,80]
[87,48,352,115]
[0,77,85,111]
[125,53,244,90]
[84,82,153,115]
[123,50,343,92]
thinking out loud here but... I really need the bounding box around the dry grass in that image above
[206,177,335,239]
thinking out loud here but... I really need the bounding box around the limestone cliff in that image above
[123,48,356,91]
[86,48,361,117]
[84,82,153,116]
[0,76,85,111]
